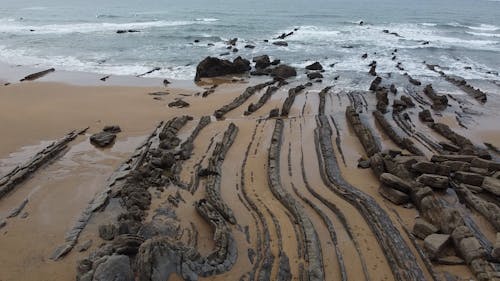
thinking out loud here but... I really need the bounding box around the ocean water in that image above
[0,0,499,81]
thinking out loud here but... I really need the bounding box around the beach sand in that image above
[0,65,498,281]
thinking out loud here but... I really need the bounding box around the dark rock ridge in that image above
[194,56,251,81]
[20,68,55,82]
[0,128,87,200]
[280,84,307,117]
[214,80,275,119]
[423,84,448,110]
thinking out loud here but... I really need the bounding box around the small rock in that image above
[244,44,255,49]
[103,125,121,134]
[439,142,460,152]
[380,173,413,193]
[273,41,288,47]
[491,233,500,261]
[92,255,134,281]
[418,109,434,123]
[437,256,465,265]
[424,234,450,260]
[168,99,190,108]
[269,108,280,118]
[0,220,6,229]
[417,174,449,190]
[77,240,93,252]
[270,65,297,79]
[413,218,438,239]
[305,62,323,71]
[99,224,117,241]
[90,132,116,148]
[379,185,410,205]
[307,72,323,80]
[357,158,371,169]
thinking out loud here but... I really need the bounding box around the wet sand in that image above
[0,64,499,281]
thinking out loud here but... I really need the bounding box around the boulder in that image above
[411,161,450,176]
[194,56,251,81]
[92,255,134,281]
[458,237,485,264]
[90,132,116,148]
[413,218,438,239]
[379,185,410,205]
[417,174,449,190]
[270,65,297,79]
[424,234,450,260]
[453,171,484,186]
[482,177,500,196]
[307,72,323,80]
[305,62,323,71]
[380,173,413,193]
[253,55,271,69]
[369,76,382,91]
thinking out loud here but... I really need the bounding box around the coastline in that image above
[0,57,499,281]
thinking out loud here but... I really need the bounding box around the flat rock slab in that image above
[417,174,449,190]
[413,218,438,240]
[379,185,410,205]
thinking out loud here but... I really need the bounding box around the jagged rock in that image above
[99,224,117,241]
[168,99,190,108]
[90,132,116,148]
[441,161,470,172]
[103,125,121,134]
[412,161,450,176]
[423,84,448,110]
[418,109,434,123]
[369,76,382,91]
[253,55,271,69]
[380,173,412,193]
[424,234,450,260]
[379,185,410,205]
[194,56,251,81]
[357,158,371,169]
[307,72,323,80]
[401,95,415,107]
[390,84,397,94]
[270,65,296,79]
[271,59,281,65]
[305,62,323,71]
[431,154,476,163]
[375,88,389,112]
[369,64,377,76]
[92,255,134,281]
[113,234,145,255]
[417,174,449,189]
[453,171,484,186]
[482,177,500,196]
[408,76,421,86]
[244,44,255,49]
[413,218,438,239]
[361,53,368,59]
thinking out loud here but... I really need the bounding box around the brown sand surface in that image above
[0,66,498,281]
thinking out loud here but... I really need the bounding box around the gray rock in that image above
[305,62,323,71]
[90,131,116,148]
[92,255,134,281]
[272,41,288,47]
[417,174,449,190]
[380,173,412,193]
[99,224,117,241]
[441,161,470,172]
[77,240,93,252]
[458,237,485,264]
[483,177,500,196]
[412,161,450,176]
[413,218,438,239]
[471,157,500,170]
[453,171,484,186]
[424,234,450,260]
[492,233,500,261]
[270,65,297,79]
[379,185,410,205]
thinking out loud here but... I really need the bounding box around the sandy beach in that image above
[0,55,499,281]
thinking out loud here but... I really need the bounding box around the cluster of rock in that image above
[423,84,448,110]
[90,125,121,148]
[305,62,324,81]
[75,117,241,281]
[369,149,500,280]
[194,56,251,81]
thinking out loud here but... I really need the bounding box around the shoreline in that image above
[0,55,499,281]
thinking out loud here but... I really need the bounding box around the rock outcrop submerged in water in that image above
[194,56,251,81]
